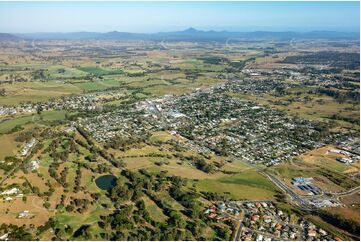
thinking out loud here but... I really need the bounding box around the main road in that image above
[242,161,316,211]
[258,169,315,210]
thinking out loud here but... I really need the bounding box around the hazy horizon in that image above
[12,27,361,35]
[0,1,359,33]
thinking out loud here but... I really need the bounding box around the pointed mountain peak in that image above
[183,27,199,33]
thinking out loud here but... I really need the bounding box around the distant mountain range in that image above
[1,28,359,41]
[0,33,22,41]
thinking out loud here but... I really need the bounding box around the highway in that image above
[240,161,316,211]
[258,169,315,210]
[256,164,360,211]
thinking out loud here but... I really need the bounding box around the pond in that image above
[73,225,90,238]
[95,174,117,191]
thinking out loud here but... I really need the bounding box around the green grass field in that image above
[143,195,168,222]
[196,170,279,200]
[73,79,121,91]
[0,81,82,105]
[149,131,174,142]
[78,66,123,75]
[46,65,88,79]
[268,163,317,179]
[0,110,68,134]
[219,170,278,191]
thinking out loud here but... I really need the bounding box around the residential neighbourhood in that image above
[78,87,350,168]
[204,201,340,241]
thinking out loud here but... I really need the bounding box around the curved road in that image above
[241,161,315,210]
[331,186,360,196]
[259,170,314,211]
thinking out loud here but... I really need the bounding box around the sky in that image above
[0,1,359,33]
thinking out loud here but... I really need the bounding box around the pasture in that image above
[78,66,123,75]
[0,110,68,134]
[196,169,279,200]
[0,81,82,106]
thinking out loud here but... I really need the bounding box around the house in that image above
[204,209,211,214]
[264,217,272,223]
[204,209,212,214]
[256,234,263,241]
[275,223,282,230]
[283,225,290,232]
[226,207,234,213]
[169,130,177,135]
[243,235,253,241]
[28,160,40,171]
[210,206,217,212]
[207,213,217,219]
[261,202,268,208]
[336,157,353,164]
[0,233,8,241]
[308,229,317,237]
[245,203,254,209]
[1,187,19,196]
[20,139,36,157]
[251,215,260,221]
[204,206,217,214]
[218,202,226,211]
[18,210,30,218]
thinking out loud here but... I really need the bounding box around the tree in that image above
[168,211,186,228]
[65,205,74,212]
[43,202,51,209]
[0,88,5,96]
[36,105,43,115]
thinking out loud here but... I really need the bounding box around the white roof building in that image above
[1,187,20,196]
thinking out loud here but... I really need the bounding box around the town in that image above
[78,87,347,167]
[0,3,359,239]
